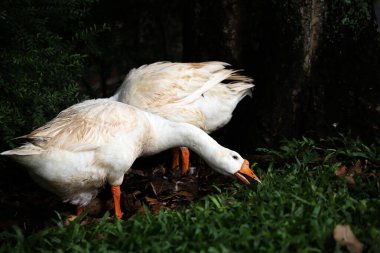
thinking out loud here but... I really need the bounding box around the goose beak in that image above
[234,160,261,184]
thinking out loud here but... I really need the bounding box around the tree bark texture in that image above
[183,0,380,151]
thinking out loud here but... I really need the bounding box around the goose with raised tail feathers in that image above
[111,61,254,173]
[1,99,260,218]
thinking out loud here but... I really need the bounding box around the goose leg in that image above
[180,147,190,174]
[111,185,123,219]
[171,147,190,174]
[171,148,180,169]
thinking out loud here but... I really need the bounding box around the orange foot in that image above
[171,147,190,174]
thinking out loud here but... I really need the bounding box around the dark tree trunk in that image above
[183,0,380,152]
[183,0,243,64]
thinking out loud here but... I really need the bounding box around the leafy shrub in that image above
[0,0,100,151]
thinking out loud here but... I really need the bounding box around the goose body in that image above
[2,99,259,217]
[111,62,254,172]
[111,61,254,133]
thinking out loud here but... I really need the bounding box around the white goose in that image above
[111,61,254,173]
[1,99,260,218]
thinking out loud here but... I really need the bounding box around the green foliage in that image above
[1,136,379,252]
[257,137,319,166]
[321,134,380,162]
[0,0,104,150]
[258,135,380,165]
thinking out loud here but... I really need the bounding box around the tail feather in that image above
[228,71,254,83]
[172,69,234,106]
[1,144,43,156]
[226,82,254,97]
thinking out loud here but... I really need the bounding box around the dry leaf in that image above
[121,192,142,211]
[353,160,362,174]
[145,196,160,205]
[333,224,364,253]
[152,165,166,176]
[86,198,103,217]
[144,197,165,214]
[335,165,356,186]
[150,203,165,214]
[97,233,105,241]
[63,215,77,226]
[336,165,347,177]
[344,176,356,186]
[131,169,147,177]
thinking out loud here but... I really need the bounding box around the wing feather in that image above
[114,62,254,130]
[118,61,242,108]
[21,99,138,151]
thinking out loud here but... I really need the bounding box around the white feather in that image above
[114,61,254,133]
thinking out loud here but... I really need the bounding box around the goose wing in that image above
[20,99,138,152]
[117,61,245,109]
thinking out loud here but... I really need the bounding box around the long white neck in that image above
[143,112,228,171]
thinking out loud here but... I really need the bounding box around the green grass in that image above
[1,136,379,253]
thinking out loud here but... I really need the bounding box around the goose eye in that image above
[233,155,238,160]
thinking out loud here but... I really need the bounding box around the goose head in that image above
[209,149,261,184]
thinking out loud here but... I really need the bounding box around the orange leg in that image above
[171,148,180,169]
[180,147,190,174]
[111,185,123,219]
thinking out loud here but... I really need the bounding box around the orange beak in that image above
[234,159,261,184]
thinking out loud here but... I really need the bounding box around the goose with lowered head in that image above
[111,61,254,173]
[1,99,260,218]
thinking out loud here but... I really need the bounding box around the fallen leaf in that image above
[121,192,142,213]
[150,181,165,196]
[131,169,147,177]
[97,233,105,241]
[150,203,165,214]
[335,165,356,186]
[64,215,78,226]
[336,165,347,177]
[152,165,166,176]
[353,160,362,174]
[145,197,160,205]
[144,197,165,214]
[86,198,103,217]
[344,176,356,186]
[333,224,364,253]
